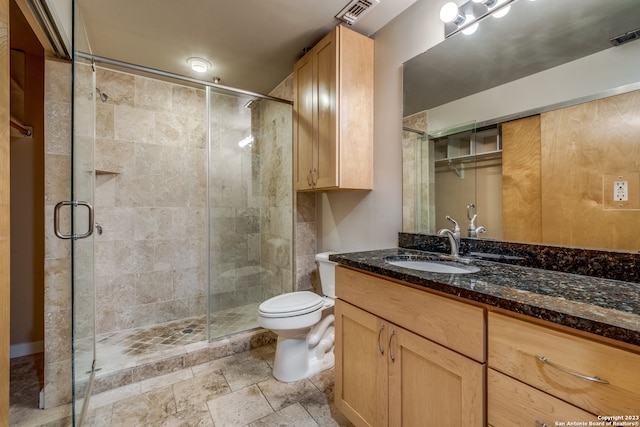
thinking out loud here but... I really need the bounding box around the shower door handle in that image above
[54,201,95,240]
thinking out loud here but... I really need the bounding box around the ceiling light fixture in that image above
[186,57,212,73]
[440,0,517,38]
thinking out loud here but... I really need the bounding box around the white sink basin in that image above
[385,257,480,274]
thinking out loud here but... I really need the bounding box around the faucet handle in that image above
[445,215,460,236]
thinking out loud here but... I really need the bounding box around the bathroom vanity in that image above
[331,248,640,426]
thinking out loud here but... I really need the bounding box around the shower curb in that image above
[88,328,276,395]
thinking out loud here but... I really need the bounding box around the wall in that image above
[91,67,208,335]
[9,0,45,357]
[43,58,72,408]
[269,76,319,293]
[316,0,444,252]
[428,41,640,132]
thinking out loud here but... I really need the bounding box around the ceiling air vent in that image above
[336,0,380,25]
[610,28,640,46]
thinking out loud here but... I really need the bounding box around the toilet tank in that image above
[315,251,339,298]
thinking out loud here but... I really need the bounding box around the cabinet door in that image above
[313,29,338,189]
[388,325,484,427]
[335,300,388,427]
[293,53,315,190]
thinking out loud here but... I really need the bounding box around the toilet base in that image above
[271,312,335,383]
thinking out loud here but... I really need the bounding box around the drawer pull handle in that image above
[535,355,609,384]
[377,324,385,355]
[536,421,548,427]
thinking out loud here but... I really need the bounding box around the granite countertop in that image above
[330,248,640,347]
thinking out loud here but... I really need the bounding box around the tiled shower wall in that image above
[269,77,318,294]
[92,68,208,335]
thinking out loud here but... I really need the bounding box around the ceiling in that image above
[76,0,418,96]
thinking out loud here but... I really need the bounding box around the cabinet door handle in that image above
[535,421,548,427]
[535,355,609,384]
[377,324,385,354]
[307,169,313,187]
[311,168,317,186]
[388,330,396,362]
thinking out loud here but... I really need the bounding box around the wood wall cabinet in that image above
[293,25,373,191]
[335,267,485,426]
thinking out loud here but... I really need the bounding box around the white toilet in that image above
[257,252,338,382]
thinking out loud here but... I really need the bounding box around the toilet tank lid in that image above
[316,251,339,262]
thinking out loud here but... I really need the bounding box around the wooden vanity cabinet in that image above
[488,312,640,422]
[293,25,373,191]
[335,267,485,426]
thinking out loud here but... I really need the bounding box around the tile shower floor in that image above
[11,344,354,426]
[90,303,261,378]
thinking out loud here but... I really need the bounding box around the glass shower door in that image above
[70,3,96,424]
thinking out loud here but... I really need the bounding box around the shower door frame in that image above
[68,50,292,422]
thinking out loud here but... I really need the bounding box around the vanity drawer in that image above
[488,312,640,415]
[336,266,485,362]
[488,369,598,426]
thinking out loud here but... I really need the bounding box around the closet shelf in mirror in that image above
[435,150,501,165]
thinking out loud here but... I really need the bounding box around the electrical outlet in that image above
[614,181,629,201]
[603,172,639,210]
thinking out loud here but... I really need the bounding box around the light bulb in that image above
[492,4,510,18]
[491,0,511,18]
[440,2,461,23]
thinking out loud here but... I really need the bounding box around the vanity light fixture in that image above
[440,0,516,38]
[186,57,212,73]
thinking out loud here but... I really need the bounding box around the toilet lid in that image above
[259,291,324,317]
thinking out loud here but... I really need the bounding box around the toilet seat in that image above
[258,291,324,318]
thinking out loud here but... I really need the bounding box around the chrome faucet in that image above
[466,204,486,238]
[438,215,461,258]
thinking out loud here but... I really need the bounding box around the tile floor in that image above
[11,344,354,427]
[77,304,261,381]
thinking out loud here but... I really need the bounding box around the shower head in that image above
[96,88,110,103]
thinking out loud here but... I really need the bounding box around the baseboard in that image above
[10,340,44,358]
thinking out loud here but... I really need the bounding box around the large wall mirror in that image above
[402,0,640,252]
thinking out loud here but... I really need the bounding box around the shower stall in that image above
[67,4,293,424]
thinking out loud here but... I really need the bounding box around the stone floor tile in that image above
[156,403,214,427]
[206,384,273,427]
[257,377,319,411]
[248,402,320,427]
[139,366,194,393]
[190,355,236,377]
[220,357,272,392]
[300,389,354,427]
[84,404,113,426]
[10,403,71,427]
[308,368,335,392]
[88,382,141,410]
[172,369,231,412]
[110,386,177,426]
